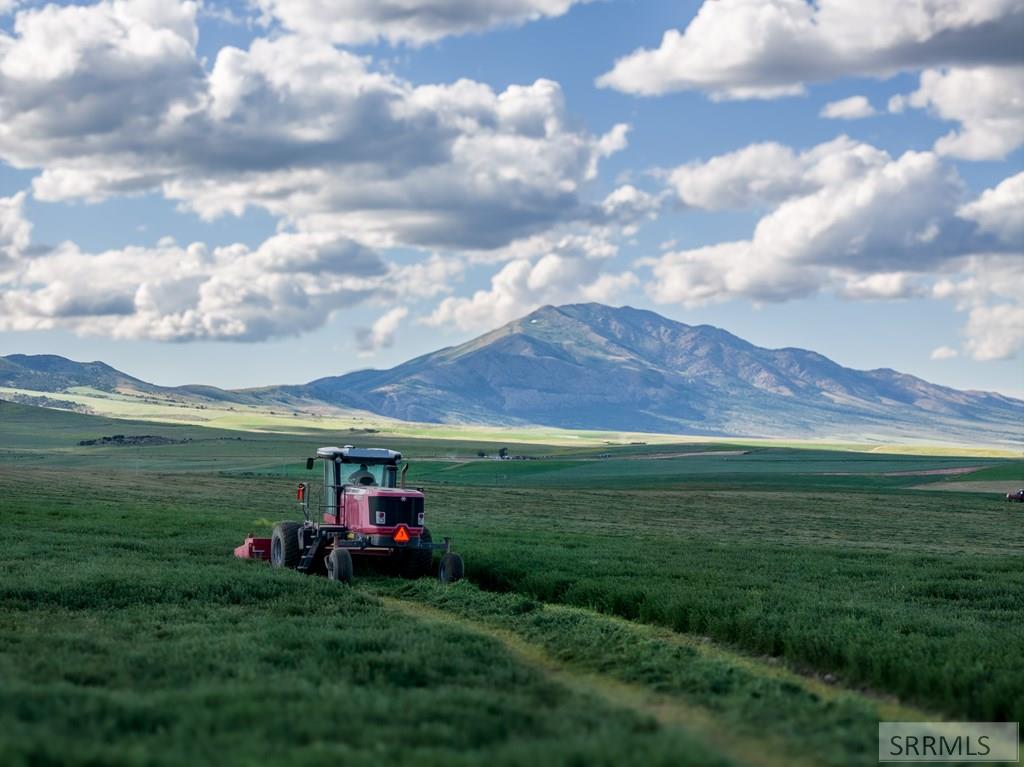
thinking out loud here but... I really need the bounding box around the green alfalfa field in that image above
[1,400,1022,766]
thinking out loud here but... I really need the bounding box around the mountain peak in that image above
[290,303,1023,444]
[6,304,1022,445]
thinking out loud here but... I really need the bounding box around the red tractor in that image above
[234,446,464,585]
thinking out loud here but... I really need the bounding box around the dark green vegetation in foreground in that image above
[428,484,1024,722]
[0,470,729,767]
[1,401,1022,765]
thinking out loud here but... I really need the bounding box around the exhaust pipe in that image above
[400,462,409,489]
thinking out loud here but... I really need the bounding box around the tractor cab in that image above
[312,445,402,490]
[308,446,414,528]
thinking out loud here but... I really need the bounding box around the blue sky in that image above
[0,0,1021,397]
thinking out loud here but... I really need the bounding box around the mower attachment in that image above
[234,535,271,561]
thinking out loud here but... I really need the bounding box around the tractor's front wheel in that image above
[438,552,464,585]
[399,528,434,579]
[270,522,301,569]
[327,548,353,584]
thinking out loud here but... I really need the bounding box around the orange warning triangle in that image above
[393,526,410,543]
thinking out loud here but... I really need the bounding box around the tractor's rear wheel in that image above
[270,522,301,569]
[438,552,464,585]
[327,548,353,584]
[400,528,434,579]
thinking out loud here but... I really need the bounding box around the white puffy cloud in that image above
[959,171,1024,244]
[650,143,1024,358]
[597,0,1024,99]
[254,0,588,45]
[357,307,409,353]
[837,272,924,300]
[666,138,970,274]
[390,254,466,296]
[894,66,1024,160]
[963,303,1024,361]
[930,345,960,360]
[931,255,1024,361]
[820,96,876,120]
[0,0,640,345]
[0,230,457,342]
[0,3,626,252]
[423,255,637,331]
[669,141,821,210]
[417,197,656,331]
[0,192,31,272]
[0,0,203,171]
[648,138,1022,322]
[579,271,639,303]
[599,184,666,224]
[644,241,820,306]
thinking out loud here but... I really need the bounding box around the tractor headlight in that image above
[375,510,386,525]
[417,512,424,526]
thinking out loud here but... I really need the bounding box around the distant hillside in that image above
[0,354,158,393]
[4,304,1023,445]
[0,354,268,407]
[276,304,1024,445]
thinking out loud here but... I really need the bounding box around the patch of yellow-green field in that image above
[912,480,1024,494]
[864,443,1023,458]
[2,385,1020,457]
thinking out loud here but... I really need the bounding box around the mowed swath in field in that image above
[0,402,1022,764]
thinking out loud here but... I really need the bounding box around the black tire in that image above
[438,552,464,585]
[327,548,353,585]
[400,529,434,579]
[270,522,301,569]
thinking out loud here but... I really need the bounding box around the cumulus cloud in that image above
[669,141,822,210]
[415,199,656,331]
[599,184,666,224]
[0,229,459,342]
[0,192,32,272]
[357,307,409,353]
[666,138,972,275]
[646,138,1024,357]
[963,303,1024,361]
[838,272,924,300]
[959,171,1024,244]
[0,0,204,171]
[930,345,959,360]
[253,0,588,46]
[0,2,627,252]
[894,66,1024,160]
[931,254,1024,361]
[390,254,466,296]
[597,0,1024,99]
[423,255,637,331]
[820,96,876,120]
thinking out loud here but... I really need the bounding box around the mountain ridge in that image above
[277,303,1023,442]
[2,303,1021,444]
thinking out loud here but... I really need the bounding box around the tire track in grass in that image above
[376,593,813,767]
[370,581,944,767]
